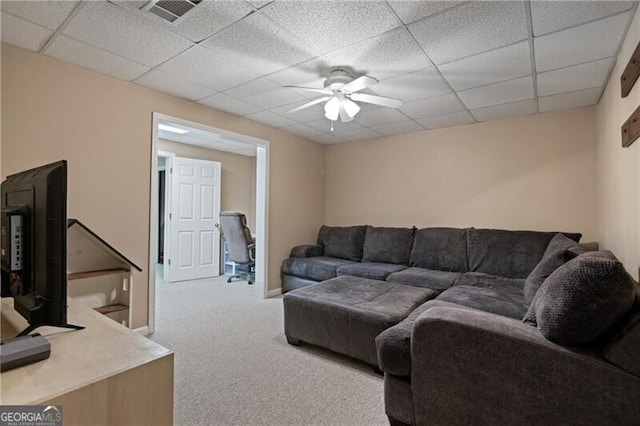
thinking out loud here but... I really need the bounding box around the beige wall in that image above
[157,139,257,230]
[325,107,598,242]
[1,44,326,328]
[596,7,640,279]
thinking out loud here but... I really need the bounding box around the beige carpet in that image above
[150,269,387,425]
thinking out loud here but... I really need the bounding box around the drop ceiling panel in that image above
[470,99,537,122]
[539,87,601,112]
[409,1,528,65]
[197,93,263,116]
[223,77,305,109]
[45,35,150,81]
[417,111,476,130]
[63,1,193,67]
[134,69,216,100]
[387,1,465,25]
[531,1,634,36]
[311,134,347,144]
[266,56,331,88]
[1,0,79,31]
[246,110,297,128]
[354,108,411,126]
[157,46,260,91]
[534,12,630,72]
[400,93,466,119]
[0,12,52,52]
[200,12,318,75]
[537,58,613,96]
[439,41,531,91]
[336,127,384,141]
[324,28,432,81]
[261,0,400,55]
[306,119,363,133]
[369,120,425,136]
[248,1,273,8]
[280,124,326,138]
[371,68,451,102]
[458,76,534,109]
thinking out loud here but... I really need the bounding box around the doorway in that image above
[149,113,270,334]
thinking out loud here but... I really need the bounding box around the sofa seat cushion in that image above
[281,256,356,282]
[284,276,437,366]
[376,300,476,377]
[337,262,407,281]
[467,228,581,279]
[362,226,415,265]
[436,285,528,319]
[386,267,461,292]
[410,227,469,272]
[453,272,525,296]
[317,225,367,261]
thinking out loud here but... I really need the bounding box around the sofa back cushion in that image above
[523,251,636,346]
[467,229,582,279]
[362,226,415,265]
[317,225,367,261]
[409,227,469,272]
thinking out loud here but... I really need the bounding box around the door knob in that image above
[214,223,219,228]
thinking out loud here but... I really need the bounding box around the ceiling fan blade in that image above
[350,93,403,108]
[287,96,332,113]
[339,103,355,123]
[343,75,379,93]
[284,86,332,95]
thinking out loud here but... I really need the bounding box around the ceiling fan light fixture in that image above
[342,98,361,118]
[324,97,340,121]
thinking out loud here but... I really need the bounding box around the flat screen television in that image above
[1,160,82,336]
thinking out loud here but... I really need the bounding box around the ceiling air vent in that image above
[144,0,202,24]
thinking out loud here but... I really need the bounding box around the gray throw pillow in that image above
[523,249,577,305]
[543,232,585,258]
[523,251,636,346]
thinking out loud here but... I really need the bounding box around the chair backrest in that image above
[220,211,253,265]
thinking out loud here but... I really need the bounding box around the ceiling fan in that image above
[285,69,403,124]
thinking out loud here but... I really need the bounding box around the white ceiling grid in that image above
[1,0,637,145]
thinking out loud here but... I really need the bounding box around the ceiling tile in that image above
[224,77,304,109]
[154,1,253,43]
[1,12,52,51]
[408,1,527,65]
[531,1,634,36]
[539,87,601,112]
[458,76,534,109]
[439,41,531,91]
[371,68,451,102]
[266,56,331,87]
[369,120,425,136]
[470,99,538,122]
[534,12,630,72]
[261,1,400,55]
[537,57,612,96]
[400,93,466,119]
[324,28,432,81]
[336,127,384,141]
[247,1,273,8]
[306,119,363,133]
[201,12,318,75]
[417,111,476,130]
[271,101,328,123]
[246,111,297,128]
[157,46,261,91]
[280,124,326,138]
[387,1,465,25]
[197,93,263,116]
[45,35,150,81]
[311,134,347,144]
[63,1,193,67]
[135,69,216,100]
[2,0,78,30]
[354,108,411,127]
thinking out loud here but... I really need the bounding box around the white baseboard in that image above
[133,326,150,336]
[267,287,282,298]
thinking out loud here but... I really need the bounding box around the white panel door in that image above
[167,157,221,282]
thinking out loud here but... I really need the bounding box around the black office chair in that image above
[219,211,255,285]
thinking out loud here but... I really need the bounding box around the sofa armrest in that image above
[289,244,324,258]
[410,306,640,426]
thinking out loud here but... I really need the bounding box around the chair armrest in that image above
[409,306,640,426]
[289,244,324,258]
[247,243,256,262]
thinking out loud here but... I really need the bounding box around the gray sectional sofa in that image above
[281,225,640,425]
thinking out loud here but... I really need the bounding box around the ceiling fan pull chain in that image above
[331,121,334,132]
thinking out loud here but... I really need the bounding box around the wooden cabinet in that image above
[67,219,141,328]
